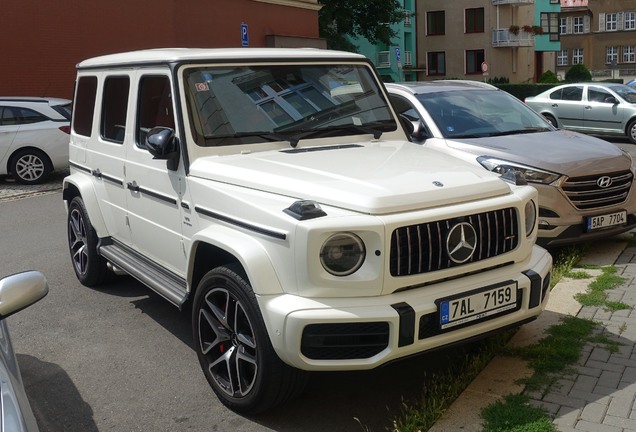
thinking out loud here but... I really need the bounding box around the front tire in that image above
[627,119,636,144]
[67,197,110,286]
[192,264,308,414]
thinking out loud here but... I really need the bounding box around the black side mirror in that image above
[146,127,180,170]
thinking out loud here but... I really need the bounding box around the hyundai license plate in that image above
[586,211,626,231]
[439,282,518,330]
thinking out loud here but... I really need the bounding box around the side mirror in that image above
[0,271,48,319]
[604,96,618,105]
[146,127,180,171]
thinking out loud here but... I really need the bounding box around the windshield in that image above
[183,63,397,147]
[415,89,553,139]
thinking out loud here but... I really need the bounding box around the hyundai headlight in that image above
[477,157,562,185]
[320,233,366,276]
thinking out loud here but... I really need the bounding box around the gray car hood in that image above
[444,129,632,177]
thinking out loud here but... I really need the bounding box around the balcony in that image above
[492,29,535,47]
[492,0,533,5]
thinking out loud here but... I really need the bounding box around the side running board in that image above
[99,240,188,309]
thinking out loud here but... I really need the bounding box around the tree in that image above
[565,64,592,82]
[538,70,559,83]
[318,0,405,51]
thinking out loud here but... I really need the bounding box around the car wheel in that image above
[543,114,558,128]
[193,264,308,414]
[627,119,636,144]
[67,197,110,286]
[10,149,52,184]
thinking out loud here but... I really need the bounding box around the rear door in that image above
[582,85,626,134]
[546,85,585,129]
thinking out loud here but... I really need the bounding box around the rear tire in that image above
[67,197,110,286]
[10,148,52,184]
[543,114,558,128]
[192,264,308,414]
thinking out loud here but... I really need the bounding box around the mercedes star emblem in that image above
[446,222,478,264]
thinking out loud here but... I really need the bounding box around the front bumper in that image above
[259,245,552,371]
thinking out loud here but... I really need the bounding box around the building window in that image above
[465,8,484,33]
[541,12,559,41]
[427,11,445,35]
[465,50,485,75]
[626,12,636,30]
[606,13,617,31]
[573,48,584,65]
[574,16,584,33]
[624,46,635,63]
[550,0,559,3]
[559,18,567,34]
[606,46,618,65]
[427,52,446,76]
[557,49,568,66]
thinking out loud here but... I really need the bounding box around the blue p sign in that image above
[241,23,249,47]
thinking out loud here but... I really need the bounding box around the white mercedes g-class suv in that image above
[63,48,552,414]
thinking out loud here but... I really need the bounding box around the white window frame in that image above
[606,46,619,65]
[574,16,584,33]
[606,13,618,31]
[557,49,568,66]
[624,46,635,63]
[626,12,636,30]
[573,48,584,65]
[559,18,567,34]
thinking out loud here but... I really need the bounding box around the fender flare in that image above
[189,225,285,296]
[62,173,109,238]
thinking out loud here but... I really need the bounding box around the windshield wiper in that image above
[487,127,551,137]
[205,131,289,143]
[287,123,385,148]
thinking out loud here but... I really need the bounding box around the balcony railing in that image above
[492,0,533,5]
[492,29,535,47]
[377,51,390,68]
[404,51,413,66]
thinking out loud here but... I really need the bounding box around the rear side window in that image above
[550,86,583,101]
[0,107,46,125]
[101,76,130,144]
[0,107,20,126]
[73,76,98,137]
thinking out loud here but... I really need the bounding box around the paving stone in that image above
[553,406,581,428]
[576,365,603,378]
[598,370,622,389]
[607,396,635,418]
[527,398,560,415]
[573,375,599,392]
[576,419,622,432]
[587,359,626,373]
[568,389,610,405]
[543,392,587,409]
[580,401,608,422]
[604,414,636,430]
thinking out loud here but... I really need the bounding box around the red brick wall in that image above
[3,0,320,99]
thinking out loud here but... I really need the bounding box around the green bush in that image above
[538,70,559,83]
[565,64,592,82]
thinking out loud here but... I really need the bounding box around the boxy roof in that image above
[77,48,367,69]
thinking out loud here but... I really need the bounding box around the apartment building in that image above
[558,0,636,83]
[417,0,560,83]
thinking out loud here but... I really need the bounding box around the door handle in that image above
[126,181,140,192]
[551,104,558,108]
[584,106,592,110]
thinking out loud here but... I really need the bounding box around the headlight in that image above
[477,157,562,184]
[525,200,537,237]
[320,233,366,276]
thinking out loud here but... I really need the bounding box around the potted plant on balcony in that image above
[509,25,520,35]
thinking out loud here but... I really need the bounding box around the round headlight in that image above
[320,233,366,276]
[525,200,537,236]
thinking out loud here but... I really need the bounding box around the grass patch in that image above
[548,245,587,287]
[575,266,629,311]
[564,270,591,279]
[481,394,557,432]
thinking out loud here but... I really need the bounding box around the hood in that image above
[188,141,512,215]
[444,130,632,177]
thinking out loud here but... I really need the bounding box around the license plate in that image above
[586,211,626,231]
[439,282,518,330]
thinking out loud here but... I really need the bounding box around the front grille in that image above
[562,170,633,210]
[390,208,518,277]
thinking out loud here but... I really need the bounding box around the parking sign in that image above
[241,23,249,47]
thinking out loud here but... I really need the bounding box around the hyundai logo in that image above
[446,222,478,264]
[597,176,612,188]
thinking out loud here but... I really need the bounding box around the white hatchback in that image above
[0,97,71,184]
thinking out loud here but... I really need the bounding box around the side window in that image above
[101,76,130,144]
[73,76,98,137]
[588,87,613,103]
[388,94,421,122]
[557,86,583,101]
[17,108,47,124]
[137,76,175,148]
[0,107,19,126]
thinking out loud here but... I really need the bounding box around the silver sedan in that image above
[524,82,636,144]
